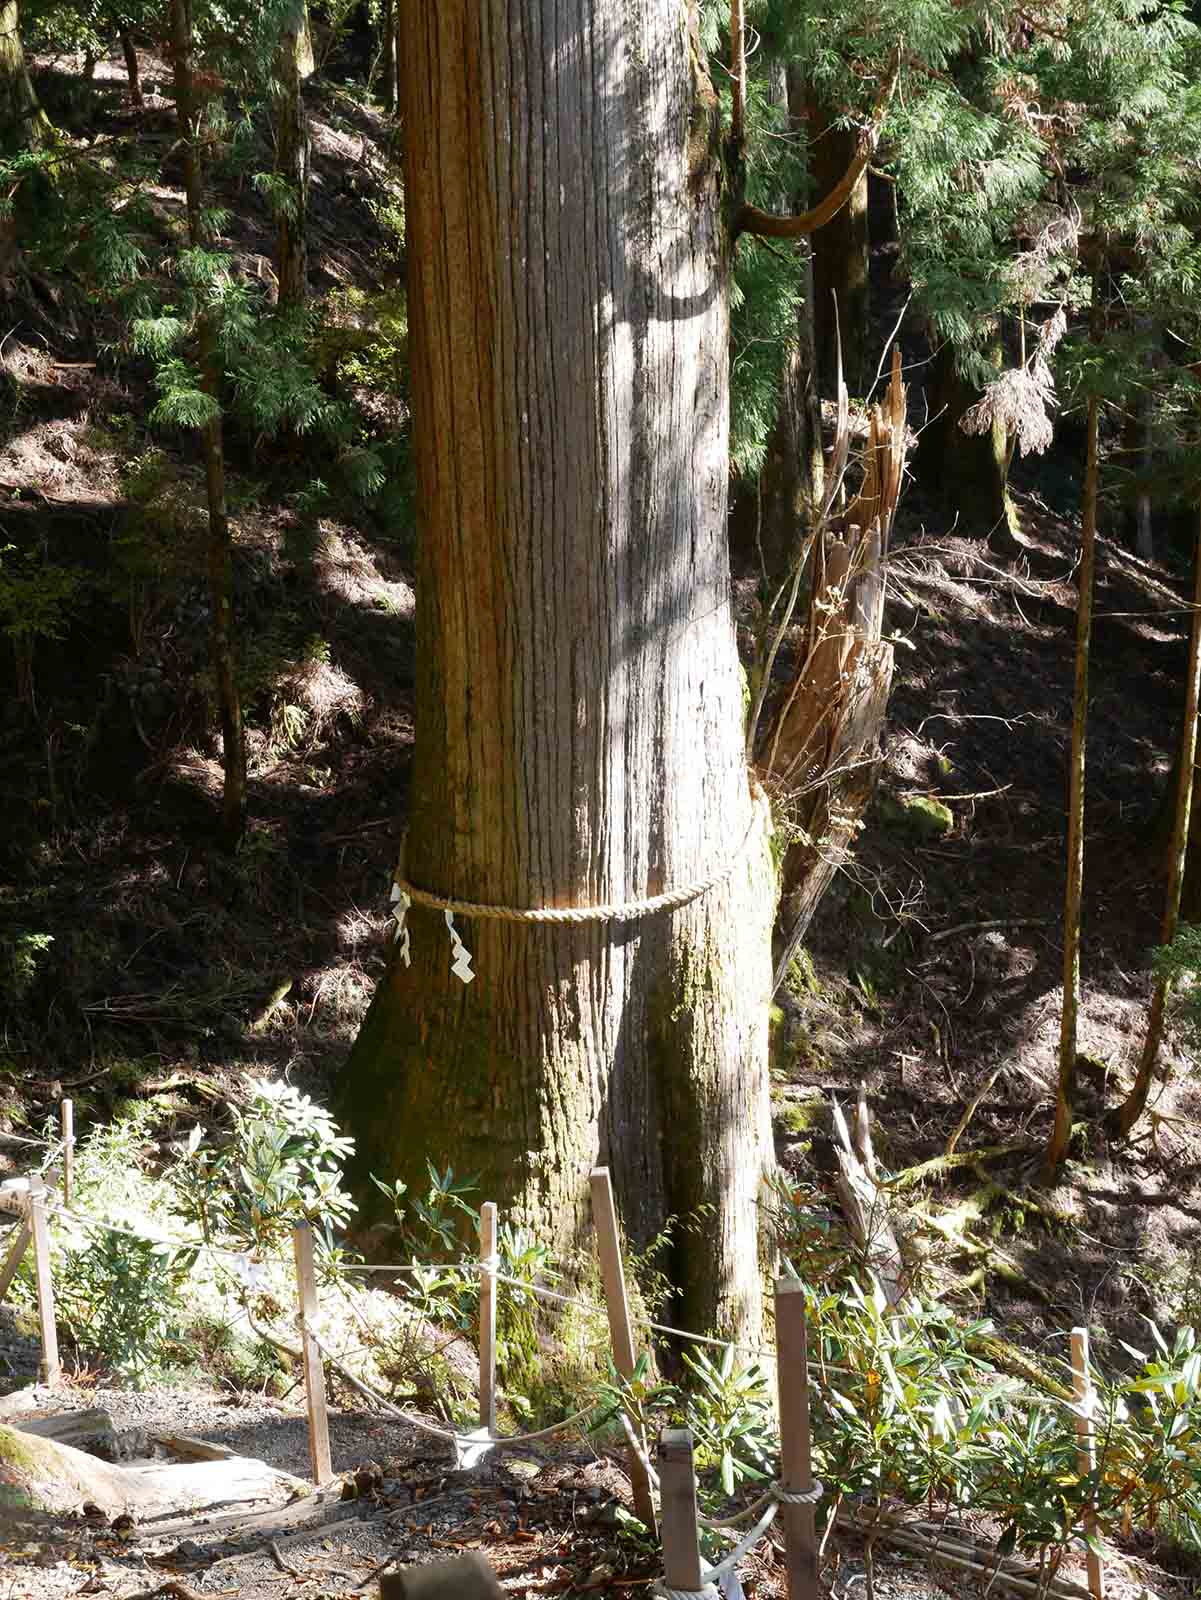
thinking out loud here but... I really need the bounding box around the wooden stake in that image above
[29,1179,60,1384]
[590,1166,657,1533]
[479,1201,497,1435]
[60,1099,74,1209]
[0,1219,32,1304]
[657,1428,705,1594]
[292,1222,332,1485]
[1071,1327,1104,1600]
[775,1277,821,1600]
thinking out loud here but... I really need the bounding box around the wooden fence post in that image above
[0,1218,32,1304]
[292,1222,333,1485]
[775,1277,821,1600]
[657,1428,707,1594]
[590,1166,657,1533]
[29,1178,60,1384]
[479,1201,497,1436]
[1072,1326,1104,1600]
[60,1099,75,1209]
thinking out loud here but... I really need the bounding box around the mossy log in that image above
[0,1421,306,1516]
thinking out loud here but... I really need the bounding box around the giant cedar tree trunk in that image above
[916,338,1012,540]
[341,0,776,1339]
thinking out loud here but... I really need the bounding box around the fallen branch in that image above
[839,1507,1096,1600]
[882,1144,1022,1192]
[927,917,1056,946]
[270,1538,301,1577]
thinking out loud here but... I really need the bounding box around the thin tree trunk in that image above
[807,96,869,396]
[274,0,310,310]
[341,0,775,1341]
[916,338,1013,541]
[1112,505,1201,1137]
[752,60,824,586]
[0,0,48,153]
[120,28,142,105]
[379,0,395,112]
[1043,395,1098,1179]
[169,0,246,846]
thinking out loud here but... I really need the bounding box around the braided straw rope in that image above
[393,791,767,926]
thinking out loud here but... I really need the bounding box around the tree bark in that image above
[170,0,246,846]
[340,0,776,1340]
[1043,394,1098,1179]
[807,99,869,397]
[121,28,142,106]
[274,0,311,310]
[1112,505,1201,1137]
[916,338,1013,542]
[0,0,47,154]
[379,0,395,112]
[753,61,824,586]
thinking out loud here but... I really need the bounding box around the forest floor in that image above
[1,40,1199,1600]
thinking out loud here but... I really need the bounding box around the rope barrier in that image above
[702,1495,779,1582]
[391,797,766,927]
[307,1328,598,1449]
[0,1131,54,1149]
[45,1202,858,1377]
[700,1478,824,1531]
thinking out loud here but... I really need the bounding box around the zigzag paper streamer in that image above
[390,881,411,967]
[445,908,475,984]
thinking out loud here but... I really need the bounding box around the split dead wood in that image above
[829,1096,907,1304]
[0,1419,307,1518]
[760,347,909,993]
[146,1487,343,1543]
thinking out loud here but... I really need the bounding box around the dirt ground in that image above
[1,1368,1174,1600]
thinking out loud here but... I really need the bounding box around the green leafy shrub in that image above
[167,1078,356,1256]
[0,545,84,706]
[56,1231,188,1388]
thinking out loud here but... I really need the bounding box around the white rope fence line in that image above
[306,1327,599,1450]
[42,1201,867,1377]
[0,1131,56,1149]
[619,1412,823,1537]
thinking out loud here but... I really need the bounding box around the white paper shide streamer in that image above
[388,877,474,984]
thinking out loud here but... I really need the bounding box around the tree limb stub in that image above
[736,50,900,240]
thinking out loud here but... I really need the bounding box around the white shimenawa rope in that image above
[388,793,768,982]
